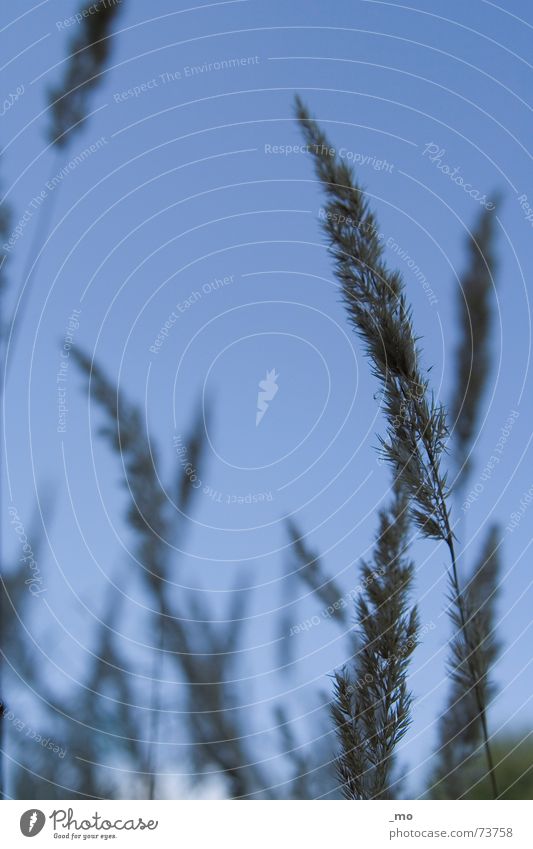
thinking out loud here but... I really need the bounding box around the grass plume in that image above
[48,0,122,146]
[72,348,268,798]
[452,205,499,483]
[286,518,347,623]
[331,483,418,799]
[296,96,499,797]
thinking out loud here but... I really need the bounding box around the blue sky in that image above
[2,0,532,796]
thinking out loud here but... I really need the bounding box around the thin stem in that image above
[444,531,499,799]
[146,597,166,800]
[0,155,62,799]
[0,667,4,799]
[3,154,61,382]
[426,438,499,799]
[410,389,499,798]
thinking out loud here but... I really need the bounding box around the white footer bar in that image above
[1,800,531,848]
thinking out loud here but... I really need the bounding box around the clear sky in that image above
[2,0,532,797]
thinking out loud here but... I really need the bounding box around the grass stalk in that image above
[295,96,499,798]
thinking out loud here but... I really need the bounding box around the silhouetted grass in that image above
[296,96,499,798]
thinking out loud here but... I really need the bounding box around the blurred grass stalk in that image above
[0,2,122,797]
[5,0,123,378]
[432,205,501,798]
[0,182,11,796]
[72,350,268,798]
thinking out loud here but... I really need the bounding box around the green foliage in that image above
[464,735,533,800]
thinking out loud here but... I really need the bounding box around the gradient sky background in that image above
[2,0,532,797]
